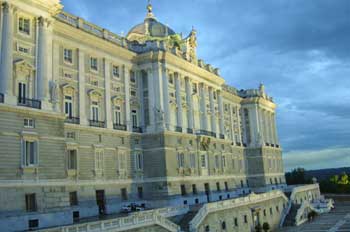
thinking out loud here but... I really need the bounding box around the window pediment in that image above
[88,89,102,101]
[111,96,124,105]
[61,84,76,96]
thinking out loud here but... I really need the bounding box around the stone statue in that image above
[188,28,197,61]
[50,80,59,103]
[155,107,164,122]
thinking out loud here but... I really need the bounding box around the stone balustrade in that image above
[189,190,288,232]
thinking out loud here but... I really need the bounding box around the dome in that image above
[126,2,176,43]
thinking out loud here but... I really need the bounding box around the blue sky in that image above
[61,0,350,171]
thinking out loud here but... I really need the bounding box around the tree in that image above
[285,168,312,185]
[255,224,262,232]
[338,172,349,185]
[262,222,270,232]
[330,175,339,184]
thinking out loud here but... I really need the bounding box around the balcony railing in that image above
[133,126,143,133]
[0,93,4,103]
[65,117,80,125]
[89,120,105,128]
[114,124,127,131]
[196,130,216,138]
[18,97,41,109]
[175,126,183,133]
[187,128,193,134]
[276,144,280,148]
[265,142,270,146]
[219,134,225,139]
[236,142,242,146]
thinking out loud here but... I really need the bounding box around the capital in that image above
[2,2,16,14]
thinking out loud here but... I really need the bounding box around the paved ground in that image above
[278,200,350,232]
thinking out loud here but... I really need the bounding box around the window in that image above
[192,83,197,94]
[177,153,185,168]
[22,141,38,167]
[132,110,138,127]
[65,96,73,118]
[192,184,197,195]
[25,193,37,212]
[64,49,73,64]
[216,182,221,192]
[224,182,229,191]
[169,75,174,84]
[190,154,196,168]
[232,158,235,169]
[234,217,238,227]
[91,101,99,121]
[244,215,248,223]
[28,219,39,230]
[135,153,143,170]
[205,225,210,232]
[66,132,76,139]
[18,46,30,54]
[222,156,226,168]
[221,221,226,230]
[130,90,137,97]
[270,207,273,215]
[240,180,244,188]
[180,184,187,196]
[67,150,77,170]
[69,191,78,206]
[276,205,279,212]
[18,82,27,102]
[215,155,220,169]
[64,72,73,79]
[130,71,136,83]
[95,150,103,171]
[19,17,30,35]
[263,209,266,216]
[112,65,119,77]
[24,119,35,128]
[200,155,207,168]
[114,106,122,125]
[90,57,98,71]
[121,188,128,200]
[138,187,143,199]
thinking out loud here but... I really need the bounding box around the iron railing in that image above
[175,126,182,133]
[65,117,80,124]
[133,127,143,133]
[114,124,127,131]
[197,130,216,138]
[187,128,193,134]
[219,134,225,139]
[89,120,105,128]
[18,97,41,109]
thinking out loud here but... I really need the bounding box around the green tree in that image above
[285,168,311,185]
[338,172,349,185]
[262,222,270,232]
[330,175,339,184]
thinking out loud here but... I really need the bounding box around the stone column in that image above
[137,70,145,129]
[162,66,170,130]
[124,66,131,131]
[217,90,225,136]
[78,49,87,125]
[236,106,243,144]
[272,113,279,146]
[199,83,207,131]
[185,77,194,131]
[0,2,14,96]
[268,112,275,145]
[175,73,183,130]
[208,87,217,135]
[37,17,49,101]
[264,110,271,144]
[104,59,112,129]
[230,105,235,141]
[248,105,260,146]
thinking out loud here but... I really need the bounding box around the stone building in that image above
[0,1,326,232]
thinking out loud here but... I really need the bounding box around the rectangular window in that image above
[65,96,73,118]
[19,17,30,35]
[18,46,30,54]
[263,209,266,216]
[64,49,73,63]
[222,156,226,168]
[215,155,220,169]
[24,119,35,128]
[68,150,77,170]
[90,57,98,71]
[18,82,27,103]
[91,101,99,121]
[244,215,248,223]
[180,184,187,196]
[130,71,136,83]
[234,218,238,227]
[28,219,39,230]
[270,207,273,215]
[95,150,103,171]
[130,90,137,97]
[23,141,37,167]
[64,72,73,79]
[192,184,197,195]
[192,83,197,94]
[121,188,128,200]
[190,154,196,168]
[137,187,143,199]
[177,153,185,168]
[25,193,37,212]
[224,182,229,191]
[115,106,121,125]
[135,153,143,170]
[200,155,207,168]
[113,65,120,77]
[132,110,138,127]
[216,182,221,192]
[69,191,78,206]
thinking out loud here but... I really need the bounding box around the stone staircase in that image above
[283,204,301,227]
[171,205,202,232]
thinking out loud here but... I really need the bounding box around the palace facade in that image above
[0,1,326,232]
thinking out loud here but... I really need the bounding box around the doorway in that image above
[204,183,210,202]
[96,190,106,216]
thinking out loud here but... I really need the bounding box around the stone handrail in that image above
[189,190,287,232]
[279,184,320,227]
[39,207,186,232]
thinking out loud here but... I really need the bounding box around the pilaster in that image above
[162,65,170,130]
[175,72,183,130]
[36,17,49,101]
[104,59,112,129]
[199,83,207,131]
[78,49,87,125]
[123,65,131,131]
[217,90,225,136]
[147,68,155,131]
[185,77,194,131]
[208,87,216,136]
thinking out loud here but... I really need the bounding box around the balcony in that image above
[65,117,80,125]
[89,120,105,128]
[133,127,143,133]
[219,134,225,139]
[175,126,182,133]
[196,130,216,138]
[114,124,127,131]
[276,144,280,148]
[236,142,242,146]
[187,128,193,134]
[18,98,41,109]
[0,93,4,103]
[265,142,270,147]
